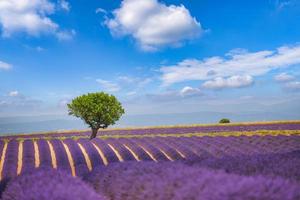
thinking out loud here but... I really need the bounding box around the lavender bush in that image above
[63,139,90,176]
[37,140,52,168]
[186,150,300,182]
[84,161,300,200]
[21,140,35,174]
[2,169,106,200]
[49,139,71,172]
[2,140,18,179]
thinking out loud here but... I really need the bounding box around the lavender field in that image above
[0,121,300,200]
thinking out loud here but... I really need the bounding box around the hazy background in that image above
[1,0,300,135]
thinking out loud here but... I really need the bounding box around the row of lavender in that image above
[0,134,300,181]
[3,122,300,139]
[83,161,300,200]
[3,161,300,200]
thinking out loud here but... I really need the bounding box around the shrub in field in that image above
[2,169,105,200]
[219,118,230,123]
[68,92,125,139]
[84,161,300,200]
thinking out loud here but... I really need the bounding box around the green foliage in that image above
[219,118,230,123]
[67,92,125,130]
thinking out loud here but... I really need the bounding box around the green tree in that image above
[219,118,230,123]
[68,92,125,139]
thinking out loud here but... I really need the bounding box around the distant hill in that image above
[1,110,300,135]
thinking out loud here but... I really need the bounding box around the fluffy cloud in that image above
[274,73,295,82]
[160,44,300,86]
[96,79,121,92]
[59,0,70,12]
[274,72,300,92]
[0,60,12,70]
[202,75,253,89]
[95,7,107,14]
[146,86,202,102]
[0,0,73,39]
[179,86,202,97]
[56,29,76,41]
[284,81,300,90]
[275,0,298,10]
[117,76,152,88]
[94,76,152,95]
[0,91,42,111]
[8,90,19,97]
[105,0,202,51]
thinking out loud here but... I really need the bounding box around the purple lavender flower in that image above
[21,140,35,174]
[77,139,104,168]
[105,138,137,161]
[63,139,90,177]
[37,139,52,168]
[117,138,154,161]
[186,150,300,182]
[84,161,300,200]
[2,169,106,200]
[50,139,72,172]
[2,140,19,179]
[92,138,119,163]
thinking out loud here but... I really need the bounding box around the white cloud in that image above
[117,76,152,88]
[160,44,300,86]
[274,72,300,91]
[56,29,76,41]
[275,0,297,10]
[284,81,300,90]
[59,0,70,12]
[8,90,19,97]
[105,0,202,51]
[179,86,201,97]
[0,0,56,36]
[0,0,74,39]
[202,75,254,89]
[274,73,295,82]
[94,76,152,95]
[96,79,121,92]
[117,76,136,83]
[0,60,12,70]
[95,7,107,14]
[146,86,202,102]
[0,93,42,115]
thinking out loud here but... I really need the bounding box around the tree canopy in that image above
[67,92,125,139]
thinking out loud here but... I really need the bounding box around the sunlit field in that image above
[0,121,299,199]
[2,0,300,199]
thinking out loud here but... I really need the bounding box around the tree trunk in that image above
[90,128,99,140]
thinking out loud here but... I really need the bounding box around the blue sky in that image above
[0,0,300,119]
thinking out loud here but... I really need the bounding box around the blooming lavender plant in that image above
[2,140,19,179]
[37,139,53,168]
[84,161,300,200]
[2,169,106,200]
[186,150,300,182]
[21,140,35,174]
[77,139,104,167]
[105,138,136,161]
[50,139,72,172]
[63,139,90,177]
